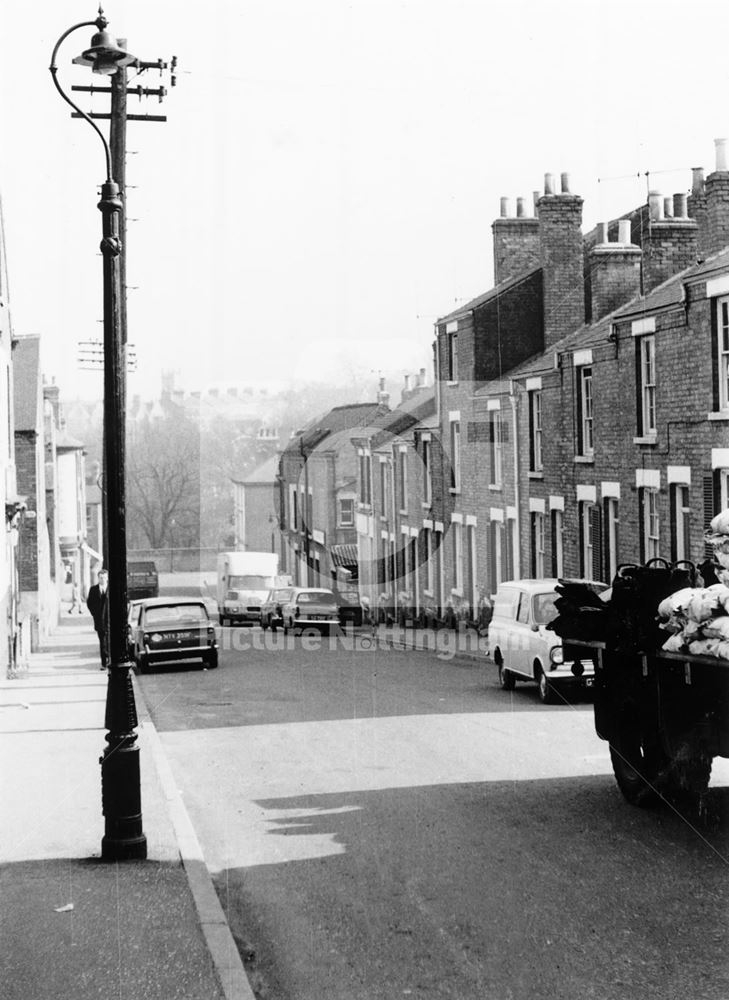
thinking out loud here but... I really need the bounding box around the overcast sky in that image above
[2,0,729,401]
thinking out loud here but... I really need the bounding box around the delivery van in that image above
[216,551,279,626]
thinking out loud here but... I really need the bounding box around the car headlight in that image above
[549,645,563,666]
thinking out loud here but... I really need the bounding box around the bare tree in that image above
[126,413,201,549]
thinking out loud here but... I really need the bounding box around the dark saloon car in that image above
[260,587,294,631]
[128,597,218,673]
[127,560,159,599]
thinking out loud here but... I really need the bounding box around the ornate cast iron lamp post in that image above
[50,9,146,860]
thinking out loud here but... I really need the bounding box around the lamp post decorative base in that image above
[100,668,147,861]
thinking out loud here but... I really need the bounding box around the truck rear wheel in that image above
[609,711,665,806]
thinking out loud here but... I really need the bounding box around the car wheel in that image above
[205,650,219,670]
[536,666,556,705]
[494,649,515,691]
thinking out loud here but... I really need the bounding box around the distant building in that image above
[14,336,56,649]
[232,454,280,555]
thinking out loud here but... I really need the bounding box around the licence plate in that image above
[585,677,594,688]
[169,631,195,641]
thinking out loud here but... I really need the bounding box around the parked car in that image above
[489,578,607,703]
[127,560,159,600]
[280,587,340,635]
[260,587,294,630]
[127,597,218,673]
[335,585,364,627]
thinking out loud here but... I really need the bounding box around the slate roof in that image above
[436,268,541,325]
[234,454,279,485]
[289,403,388,456]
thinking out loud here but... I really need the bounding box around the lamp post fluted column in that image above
[50,10,146,861]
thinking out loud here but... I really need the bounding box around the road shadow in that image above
[214,774,729,1000]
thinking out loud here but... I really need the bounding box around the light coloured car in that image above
[489,578,606,703]
[127,597,218,673]
[280,587,340,635]
[260,587,294,630]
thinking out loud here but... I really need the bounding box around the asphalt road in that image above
[139,627,729,1000]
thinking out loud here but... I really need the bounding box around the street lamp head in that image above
[72,24,137,75]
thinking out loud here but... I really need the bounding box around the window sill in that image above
[399,510,408,517]
[446,381,459,387]
[489,484,503,491]
[450,588,463,598]
[528,470,544,479]
[448,488,461,496]
[574,455,594,464]
[708,411,729,422]
[421,502,432,511]
[424,590,434,598]
[633,435,658,446]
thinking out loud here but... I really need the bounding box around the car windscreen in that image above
[274,589,293,601]
[297,591,335,603]
[532,592,558,625]
[144,605,208,628]
[229,575,271,589]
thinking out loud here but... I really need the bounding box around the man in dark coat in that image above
[86,569,109,669]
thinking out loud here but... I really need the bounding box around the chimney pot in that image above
[544,173,555,195]
[715,138,728,172]
[597,222,609,244]
[418,368,427,387]
[516,196,526,218]
[533,190,540,216]
[404,374,412,392]
[648,190,664,222]
[673,192,688,218]
[691,166,705,194]
[499,196,510,218]
[560,172,571,194]
[663,197,674,219]
[618,219,632,244]
[379,376,386,392]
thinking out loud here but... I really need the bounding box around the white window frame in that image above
[424,528,434,593]
[551,508,564,578]
[398,448,408,513]
[719,297,729,412]
[532,511,545,577]
[452,521,463,593]
[529,389,543,472]
[671,483,690,562]
[639,335,657,435]
[422,438,432,506]
[447,332,458,381]
[581,503,595,581]
[450,418,461,492]
[339,497,354,527]
[578,366,594,456]
[642,487,660,560]
[604,497,619,583]
[490,411,503,487]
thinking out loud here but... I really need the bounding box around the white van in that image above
[489,578,606,703]
[216,551,279,626]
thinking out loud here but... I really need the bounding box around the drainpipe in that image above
[509,381,521,580]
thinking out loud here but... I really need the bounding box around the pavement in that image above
[0,607,256,1000]
[0,591,486,1000]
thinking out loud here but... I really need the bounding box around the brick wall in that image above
[538,192,585,347]
[492,217,540,284]
[643,219,698,292]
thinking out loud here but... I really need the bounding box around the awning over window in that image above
[330,543,359,568]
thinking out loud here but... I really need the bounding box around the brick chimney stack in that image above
[688,167,708,260]
[537,172,585,347]
[492,194,540,285]
[589,219,642,320]
[703,138,729,257]
[642,190,698,291]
